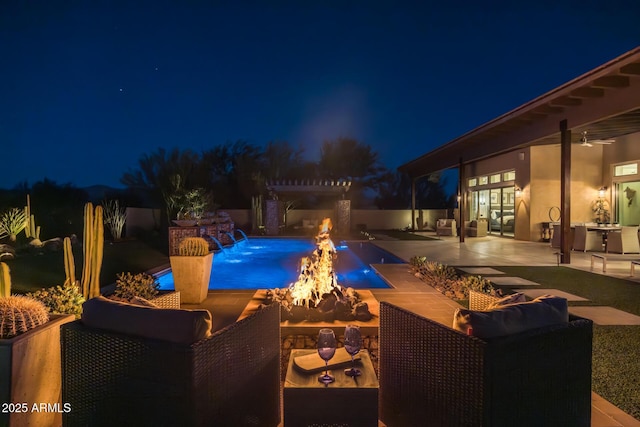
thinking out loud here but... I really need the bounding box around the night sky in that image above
[2,1,639,189]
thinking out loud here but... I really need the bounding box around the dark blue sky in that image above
[2,1,639,189]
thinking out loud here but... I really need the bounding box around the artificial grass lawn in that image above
[487,266,640,420]
[7,238,169,293]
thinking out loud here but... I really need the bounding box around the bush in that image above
[27,281,85,318]
[113,272,159,301]
[409,257,500,300]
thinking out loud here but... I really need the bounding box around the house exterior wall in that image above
[462,150,531,240]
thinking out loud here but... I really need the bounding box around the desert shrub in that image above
[409,257,500,301]
[27,280,85,318]
[113,272,159,301]
[456,275,499,299]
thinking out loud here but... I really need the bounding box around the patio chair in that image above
[379,301,592,427]
[607,226,640,254]
[551,223,561,248]
[572,225,602,252]
[61,300,281,427]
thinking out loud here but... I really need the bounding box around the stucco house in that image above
[400,46,640,264]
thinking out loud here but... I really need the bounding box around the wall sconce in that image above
[515,186,522,198]
[598,187,607,198]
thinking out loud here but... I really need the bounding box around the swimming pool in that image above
[157,238,404,290]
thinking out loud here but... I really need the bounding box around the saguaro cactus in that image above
[63,236,76,286]
[0,262,11,298]
[81,203,104,300]
[24,194,41,240]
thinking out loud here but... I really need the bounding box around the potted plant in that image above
[0,262,74,427]
[110,272,181,308]
[172,188,212,226]
[169,237,213,304]
[592,197,611,224]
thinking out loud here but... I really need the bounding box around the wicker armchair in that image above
[61,303,281,427]
[379,301,593,427]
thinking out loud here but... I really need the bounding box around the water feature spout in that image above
[225,232,237,244]
[202,234,225,251]
[236,229,249,241]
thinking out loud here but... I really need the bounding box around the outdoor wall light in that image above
[598,187,607,198]
[515,186,522,198]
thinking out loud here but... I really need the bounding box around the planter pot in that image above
[172,220,197,227]
[0,314,75,427]
[169,253,213,304]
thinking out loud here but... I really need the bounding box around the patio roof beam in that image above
[569,87,605,98]
[591,75,630,88]
[620,63,640,75]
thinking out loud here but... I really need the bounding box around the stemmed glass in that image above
[317,328,337,384]
[343,324,362,377]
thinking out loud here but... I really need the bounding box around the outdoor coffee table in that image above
[284,349,379,426]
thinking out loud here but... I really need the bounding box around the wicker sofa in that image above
[379,301,593,427]
[61,301,281,427]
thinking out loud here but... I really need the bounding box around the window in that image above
[503,170,516,181]
[479,176,488,185]
[490,174,501,184]
[614,163,638,177]
[468,178,477,187]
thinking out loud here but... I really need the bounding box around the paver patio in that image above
[190,233,640,426]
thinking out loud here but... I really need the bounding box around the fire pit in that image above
[263,218,373,323]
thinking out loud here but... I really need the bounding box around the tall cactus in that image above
[24,194,41,240]
[81,203,104,299]
[0,262,11,298]
[63,236,76,286]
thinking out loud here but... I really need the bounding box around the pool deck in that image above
[184,233,640,427]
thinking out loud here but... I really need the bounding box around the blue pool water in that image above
[157,238,404,290]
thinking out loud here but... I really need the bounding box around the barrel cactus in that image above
[0,295,50,339]
[178,237,209,256]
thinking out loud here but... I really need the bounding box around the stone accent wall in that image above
[334,199,351,235]
[265,199,283,236]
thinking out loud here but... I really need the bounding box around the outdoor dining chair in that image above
[572,225,602,252]
[607,226,640,254]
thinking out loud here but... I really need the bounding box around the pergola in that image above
[265,179,352,198]
[399,47,640,264]
[263,179,352,235]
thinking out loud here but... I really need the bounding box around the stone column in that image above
[334,200,351,235]
[265,199,283,236]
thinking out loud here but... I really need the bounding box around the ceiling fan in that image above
[578,130,615,147]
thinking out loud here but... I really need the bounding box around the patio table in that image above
[284,349,379,426]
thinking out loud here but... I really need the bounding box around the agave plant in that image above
[0,208,28,242]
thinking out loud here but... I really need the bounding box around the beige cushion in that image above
[82,296,212,345]
[453,295,568,339]
[486,292,527,309]
[130,296,159,308]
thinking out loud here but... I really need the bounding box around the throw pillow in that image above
[129,296,159,308]
[452,295,568,339]
[486,292,527,309]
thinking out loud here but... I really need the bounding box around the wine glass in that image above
[317,328,337,384]
[343,324,362,377]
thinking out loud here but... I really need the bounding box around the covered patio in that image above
[399,47,640,266]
